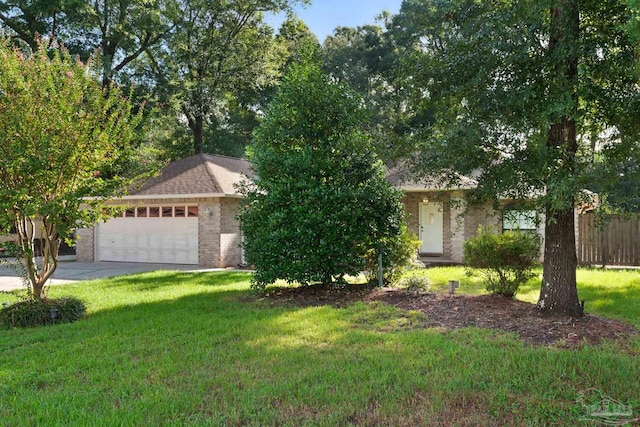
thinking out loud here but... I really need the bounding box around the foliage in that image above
[239,61,406,289]
[365,224,421,285]
[0,297,86,328]
[464,227,542,297]
[397,274,431,294]
[392,0,640,314]
[153,0,306,156]
[0,39,144,299]
[322,19,420,161]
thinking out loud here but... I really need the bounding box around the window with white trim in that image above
[502,210,537,232]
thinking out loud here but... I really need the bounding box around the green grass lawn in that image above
[1,267,639,425]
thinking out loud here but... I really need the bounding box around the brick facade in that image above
[401,191,503,262]
[76,196,243,268]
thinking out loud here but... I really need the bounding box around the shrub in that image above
[0,297,86,328]
[397,274,431,294]
[365,224,422,286]
[463,226,542,297]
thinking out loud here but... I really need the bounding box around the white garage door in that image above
[97,206,199,264]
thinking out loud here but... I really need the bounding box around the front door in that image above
[419,202,444,254]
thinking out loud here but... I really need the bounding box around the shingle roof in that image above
[385,161,478,191]
[133,153,252,196]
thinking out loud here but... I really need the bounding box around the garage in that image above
[96,205,199,264]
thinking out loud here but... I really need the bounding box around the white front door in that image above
[419,202,444,254]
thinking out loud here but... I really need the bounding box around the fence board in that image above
[578,213,640,266]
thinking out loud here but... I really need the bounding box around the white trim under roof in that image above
[84,193,242,201]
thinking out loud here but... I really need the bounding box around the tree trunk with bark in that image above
[539,206,582,315]
[537,0,583,316]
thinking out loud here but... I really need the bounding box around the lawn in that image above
[0,267,638,426]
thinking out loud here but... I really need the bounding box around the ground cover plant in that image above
[0,268,638,425]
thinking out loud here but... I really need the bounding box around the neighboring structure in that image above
[76,153,250,268]
[387,166,546,264]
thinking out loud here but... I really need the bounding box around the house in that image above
[76,153,250,268]
[386,166,547,264]
[76,153,549,268]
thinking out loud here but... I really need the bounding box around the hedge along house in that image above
[76,153,251,267]
[386,166,547,264]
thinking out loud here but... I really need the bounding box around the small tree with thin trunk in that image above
[0,39,143,300]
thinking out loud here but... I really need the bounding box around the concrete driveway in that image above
[0,260,223,292]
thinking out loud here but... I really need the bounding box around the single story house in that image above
[76,153,250,268]
[386,166,547,264]
[76,153,553,267]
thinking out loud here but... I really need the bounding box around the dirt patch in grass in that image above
[261,284,637,348]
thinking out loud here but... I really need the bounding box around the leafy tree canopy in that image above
[393,0,640,315]
[0,39,144,299]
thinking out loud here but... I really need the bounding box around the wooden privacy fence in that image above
[578,213,640,266]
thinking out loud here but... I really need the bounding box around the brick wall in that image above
[198,199,221,267]
[75,227,95,262]
[219,198,242,267]
[75,196,244,268]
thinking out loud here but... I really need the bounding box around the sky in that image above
[267,0,404,43]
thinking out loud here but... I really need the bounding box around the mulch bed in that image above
[261,283,638,348]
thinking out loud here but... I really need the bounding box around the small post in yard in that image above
[448,280,460,294]
[378,244,384,288]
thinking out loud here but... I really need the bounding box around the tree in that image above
[0,0,173,88]
[0,39,143,300]
[322,19,426,161]
[275,13,320,72]
[238,62,406,288]
[393,0,640,315]
[154,0,306,155]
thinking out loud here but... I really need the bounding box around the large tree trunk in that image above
[539,206,582,316]
[537,0,583,316]
[193,115,204,153]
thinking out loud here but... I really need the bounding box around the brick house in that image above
[76,153,551,267]
[387,166,547,264]
[76,153,250,268]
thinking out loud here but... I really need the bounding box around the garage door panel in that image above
[98,217,198,265]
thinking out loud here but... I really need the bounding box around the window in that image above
[118,206,198,218]
[503,210,537,232]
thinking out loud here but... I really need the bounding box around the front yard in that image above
[1,268,638,425]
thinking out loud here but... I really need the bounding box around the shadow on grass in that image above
[98,270,253,292]
[3,279,640,426]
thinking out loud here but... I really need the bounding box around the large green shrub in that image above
[463,226,542,297]
[239,61,406,289]
[0,297,86,328]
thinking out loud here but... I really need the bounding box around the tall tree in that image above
[0,39,144,300]
[0,0,173,88]
[322,19,423,161]
[239,61,405,288]
[155,0,306,155]
[275,13,320,72]
[394,0,640,315]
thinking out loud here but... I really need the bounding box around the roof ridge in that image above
[197,153,223,193]
[199,152,248,162]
